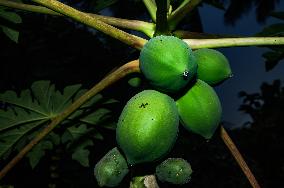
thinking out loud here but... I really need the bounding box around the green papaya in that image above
[94,147,129,187]
[176,79,222,139]
[193,48,232,85]
[116,90,179,165]
[156,158,192,185]
[139,35,197,93]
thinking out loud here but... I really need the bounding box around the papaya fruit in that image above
[116,90,179,165]
[139,35,197,93]
[193,48,232,85]
[176,79,222,139]
[156,158,192,185]
[94,147,129,187]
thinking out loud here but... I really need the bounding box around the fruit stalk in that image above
[31,0,147,50]
[221,126,261,188]
[154,0,170,36]
[0,60,140,180]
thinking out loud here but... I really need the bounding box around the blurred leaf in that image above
[270,11,284,20]
[255,23,284,37]
[0,26,19,43]
[0,8,22,43]
[0,9,22,24]
[93,0,118,12]
[263,50,284,71]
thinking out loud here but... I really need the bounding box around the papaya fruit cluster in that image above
[94,36,232,187]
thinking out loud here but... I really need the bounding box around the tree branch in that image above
[184,37,284,49]
[0,0,155,38]
[30,0,146,49]
[0,60,140,180]
[221,126,261,188]
[168,0,202,31]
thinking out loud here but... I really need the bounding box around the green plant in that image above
[0,0,283,187]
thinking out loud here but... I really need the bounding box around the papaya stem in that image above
[184,37,284,49]
[30,0,147,50]
[221,126,261,188]
[142,0,157,22]
[0,60,140,180]
[0,0,155,38]
[154,0,170,36]
[168,0,202,31]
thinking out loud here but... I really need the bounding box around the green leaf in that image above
[0,80,116,168]
[0,10,22,24]
[71,139,93,167]
[27,140,53,169]
[255,23,284,37]
[0,26,19,43]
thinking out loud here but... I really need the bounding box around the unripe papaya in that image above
[176,79,222,139]
[156,158,192,185]
[116,90,179,165]
[193,48,232,85]
[94,147,129,187]
[139,36,197,93]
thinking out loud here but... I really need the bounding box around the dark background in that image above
[0,0,284,187]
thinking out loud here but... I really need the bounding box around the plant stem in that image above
[143,0,157,22]
[168,0,202,31]
[0,60,140,180]
[31,0,146,50]
[154,0,170,36]
[184,37,284,49]
[221,126,261,188]
[0,0,155,37]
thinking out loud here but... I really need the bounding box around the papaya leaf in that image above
[71,139,93,167]
[0,9,22,24]
[61,124,100,167]
[0,80,115,168]
[27,140,53,169]
[0,8,22,43]
[0,26,19,43]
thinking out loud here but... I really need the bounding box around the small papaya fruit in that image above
[116,90,179,165]
[139,35,197,93]
[156,158,192,185]
[94,147,129,187]
[176,79,222,139]
[193,48,232,85]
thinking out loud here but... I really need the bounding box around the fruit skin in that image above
[94,147,129,187]
[176,79,222,139]
[139,35,197,93]
[193,48,232,85]
[116,90,179,165]
[156,158,192,185]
